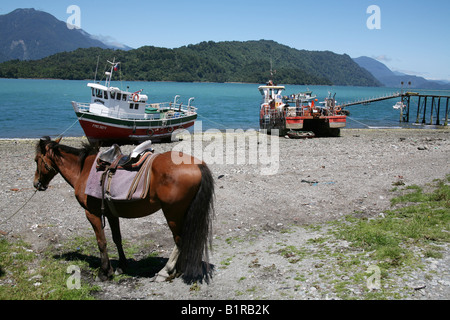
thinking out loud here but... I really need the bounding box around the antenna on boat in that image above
[105,59,119,88]
[269,56,276,85]
[94,55,100,82]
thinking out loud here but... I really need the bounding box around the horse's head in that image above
[33,136,61,191]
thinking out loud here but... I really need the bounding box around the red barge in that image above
[259,81,347,137]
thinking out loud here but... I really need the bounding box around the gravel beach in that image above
[0,128,449,300]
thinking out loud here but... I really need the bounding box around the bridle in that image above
[36,153,58,190]
[39,154,58,174]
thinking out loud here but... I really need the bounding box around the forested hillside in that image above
[0,40,381,86]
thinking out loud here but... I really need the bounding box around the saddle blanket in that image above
[85,152,156,202]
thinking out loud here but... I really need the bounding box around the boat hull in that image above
[262,115,347,137]
[75,111,197,144]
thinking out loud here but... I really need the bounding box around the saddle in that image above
[85,141,157,216]
[98,140,154,168]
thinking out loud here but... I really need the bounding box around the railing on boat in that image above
[261,105,342,118]
[75,102,197,121]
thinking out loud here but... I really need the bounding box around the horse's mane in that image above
[37,136,99,170]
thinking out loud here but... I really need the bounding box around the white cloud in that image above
[90,34,130,50]
[372,55,392,62]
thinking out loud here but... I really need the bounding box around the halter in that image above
[39,154,58,174]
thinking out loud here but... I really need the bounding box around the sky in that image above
[1,0,450,81]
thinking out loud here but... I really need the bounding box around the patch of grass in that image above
[277,245,307,263]
[220,257,233,267]
[332,175,450,269]
[0,237,98,300]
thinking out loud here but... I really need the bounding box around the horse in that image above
[33,136,215,283]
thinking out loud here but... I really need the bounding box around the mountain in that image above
[0,8,129,63]
[352,56,394,80]
[175,40,381,86]
[0,39,381,86]
[353,56,450,90]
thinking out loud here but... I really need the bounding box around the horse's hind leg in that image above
[152,245,180,282]
[85,210,113,281]
[107,215,127,275]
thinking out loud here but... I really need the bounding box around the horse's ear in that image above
[39,137,49,154]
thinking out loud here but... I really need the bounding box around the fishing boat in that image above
[258,81,347,137]
[393,101,405,110]
[72,60,197,145]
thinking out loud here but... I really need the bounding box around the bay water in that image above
[0,78,448,139]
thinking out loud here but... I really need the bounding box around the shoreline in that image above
[1,127,449,142]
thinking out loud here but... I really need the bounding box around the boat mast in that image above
[94,55,100,82]
[105,59,119,88]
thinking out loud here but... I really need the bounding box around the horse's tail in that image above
[178,163,215,283]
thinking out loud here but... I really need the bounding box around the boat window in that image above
[117,93,122,100]
[135,104,139,110]
[122,94,128,101]
[110,91,116,99]
[104,91,108,99]
[129,103,134,109]
[96,89,102,98]
[92,88,95,97]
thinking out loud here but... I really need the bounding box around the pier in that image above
[341,92,402,108]
[341,91,450,126]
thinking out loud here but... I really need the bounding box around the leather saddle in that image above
[85,141,157,220]
[98,140,154,169]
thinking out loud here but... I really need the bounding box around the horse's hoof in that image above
[95,274,109,282]
[96,269,114,281]
[115,268,124,276]
[151,274,168,283]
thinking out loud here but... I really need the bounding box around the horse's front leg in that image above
[85,210,113,281]
[106,215,127,275]
[152,245,180,282]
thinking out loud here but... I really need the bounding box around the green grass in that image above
[332,175,450,268]
[0,238,99,300]
[275,175,449,300]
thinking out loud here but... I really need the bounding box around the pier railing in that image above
[340,92,450,126]
[340,92,401,108]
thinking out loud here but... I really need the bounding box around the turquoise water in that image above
[0,78,448,139]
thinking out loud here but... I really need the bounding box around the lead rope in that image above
[56,113,85,140]
[0,189,38,231]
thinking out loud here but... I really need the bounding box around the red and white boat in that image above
[259,81,347,137]
[72,60,197,144]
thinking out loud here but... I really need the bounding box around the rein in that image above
[0,189,38,228]
[1,153,57,231]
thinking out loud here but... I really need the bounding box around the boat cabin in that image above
[258,85,285,104]
[87,82,149,120]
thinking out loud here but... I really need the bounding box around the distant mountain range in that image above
[0,40,381,86]
[0,8,129,63]
[353,56,450,90]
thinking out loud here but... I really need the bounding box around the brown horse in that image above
[33,136,214,283]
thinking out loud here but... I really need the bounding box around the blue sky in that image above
[1,0,450,80]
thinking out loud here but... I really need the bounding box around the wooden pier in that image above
[341,92,402,108]
[341,91,450,126]
[400,92,450,126]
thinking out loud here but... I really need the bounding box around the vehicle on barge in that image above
[258,81,347,137]
[72,60,197,145]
